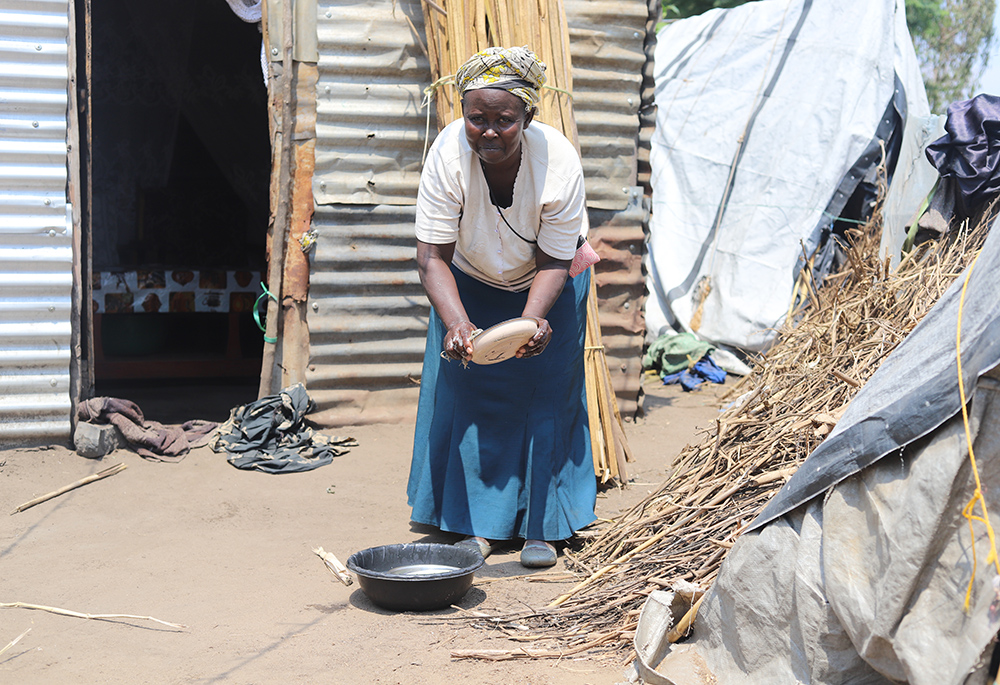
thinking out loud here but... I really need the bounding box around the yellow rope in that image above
[540,84,574,99]
[420,75,456,164]
[956,246,1000,613]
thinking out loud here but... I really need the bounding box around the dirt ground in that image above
[1,379,728,684]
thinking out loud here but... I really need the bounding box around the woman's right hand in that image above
[443,320,477,361]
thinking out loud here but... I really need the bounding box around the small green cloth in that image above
[643,332,715,375]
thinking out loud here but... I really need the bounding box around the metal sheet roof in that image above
[312,0,647,210]
[0,0,73,442]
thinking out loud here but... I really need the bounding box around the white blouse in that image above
[415,119,588,291]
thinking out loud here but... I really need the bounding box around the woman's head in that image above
[456,47,546,167]
[462,88,532,167]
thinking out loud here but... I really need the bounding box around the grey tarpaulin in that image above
[631,209,1000,685]
[636,366,1000,684]
[644,0,928,353]
[210,383,356,474]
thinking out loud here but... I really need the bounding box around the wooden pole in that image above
[11,463,127,515]
[258,0,296,398]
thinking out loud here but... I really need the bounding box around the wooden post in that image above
[258,0,296,399]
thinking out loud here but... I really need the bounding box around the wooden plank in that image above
[258,0,296,398]
[473,0,488,50]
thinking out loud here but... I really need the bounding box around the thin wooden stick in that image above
[421,0,447,16]
[312,547,353,586]
[11,463,127,515]
[831,368,862,388]
[452,631,614,660]
[0,628,30,658]
[474,571,577,583]
[667,594,705,643]
[1,602,186,630]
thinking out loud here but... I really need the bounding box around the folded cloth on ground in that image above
[643,332,716,376]
[77,397,217,462]
[661,355,727,391]
[209,382,356,474]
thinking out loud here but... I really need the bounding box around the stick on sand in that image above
[0,602,186,630]
[313,547,353,586]
[11,463,127,515]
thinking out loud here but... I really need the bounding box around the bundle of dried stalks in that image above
[451,204,994,661]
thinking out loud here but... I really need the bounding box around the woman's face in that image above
[462,88,533,167]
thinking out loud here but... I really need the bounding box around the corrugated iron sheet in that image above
[568,0,654,416]
[589,191,648,417]
[304,201,647,425]
[566,0,648,210]
[305,203,424,425]
[306,0,651,425]
[313,0,431,206]
[0,0,74,441]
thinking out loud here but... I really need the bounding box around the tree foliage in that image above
[661,0,996,113]
[908,0,996,111]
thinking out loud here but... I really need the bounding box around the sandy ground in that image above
[1,379,728,685]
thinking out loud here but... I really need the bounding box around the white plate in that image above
[469,317,539,365]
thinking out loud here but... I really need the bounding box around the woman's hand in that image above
[516,317,551,358]
[417,240,476,361]
[516,248,569,359]
[443,320,477,361]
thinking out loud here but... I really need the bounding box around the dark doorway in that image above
[85,0,270,422]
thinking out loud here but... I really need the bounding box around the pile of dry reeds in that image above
[418,0,631,484]
[450,203,994,662]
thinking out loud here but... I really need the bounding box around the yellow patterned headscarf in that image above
[454,46,547,112]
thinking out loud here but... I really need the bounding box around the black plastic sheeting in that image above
[926,94,1000,218]
[210,383,356,474]
[749,217,1000,532]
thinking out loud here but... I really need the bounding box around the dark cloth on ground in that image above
[77,397,217,462]
[925,93,1000,217]
[209,382,356,474]
[407,265,596,542]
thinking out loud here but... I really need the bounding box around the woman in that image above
[407,47,595,568]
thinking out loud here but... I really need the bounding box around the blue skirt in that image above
[407,266,596,542]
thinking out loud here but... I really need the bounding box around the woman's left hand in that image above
[516,317,551,358]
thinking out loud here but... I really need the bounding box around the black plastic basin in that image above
[347,542,484,611]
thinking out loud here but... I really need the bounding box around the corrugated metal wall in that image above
[307,0,650,425]
[566,0,652,417]
[311,0,648,210]
[312,0,429,207]
[306,203,425,424]
[566,0,648,211]
[0,1,74,442]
